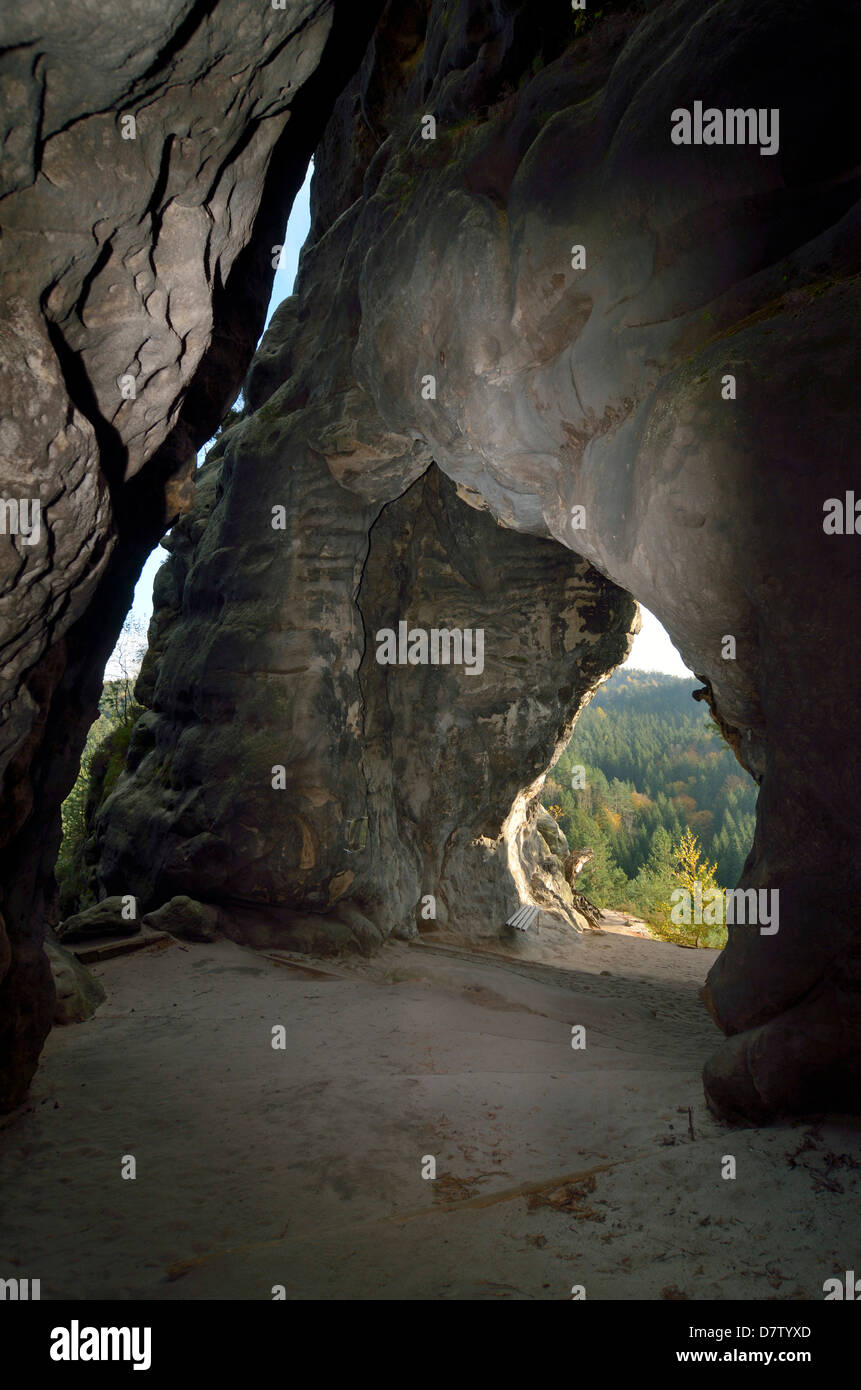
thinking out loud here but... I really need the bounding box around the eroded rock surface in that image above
[0,0,384,1108]
[3,0,861,1119]
[288,0,861,1120]
[93,452,635,946]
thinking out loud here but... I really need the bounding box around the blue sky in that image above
[117,159,691,680]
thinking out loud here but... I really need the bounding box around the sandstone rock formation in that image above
[57,896,141,944]
[0,0,384,1108]
[142,896,222,944]
[44,936,105,1026]
[2,0,860,1121]
[93,453,635,947]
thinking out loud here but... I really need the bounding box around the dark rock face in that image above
[299,0,861,1121]
[93,452,635,945]
[0,0,385,1108]
[3,0,861,1120]
[353,466,635,939]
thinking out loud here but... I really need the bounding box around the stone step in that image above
[71,927,171,965]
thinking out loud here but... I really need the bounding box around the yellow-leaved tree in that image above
[651,828,727,949]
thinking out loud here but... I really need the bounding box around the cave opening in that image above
[537,603,758,957]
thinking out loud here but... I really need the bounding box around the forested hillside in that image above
[542,670,757,924]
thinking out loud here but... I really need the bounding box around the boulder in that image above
[44,937,105,1025]
[58,897,141,943]
[142,896,222,944]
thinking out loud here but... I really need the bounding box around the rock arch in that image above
[1,0,860,1120]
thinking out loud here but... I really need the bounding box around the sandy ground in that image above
[1,918,859,1301]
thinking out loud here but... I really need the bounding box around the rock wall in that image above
[0,0,385,1108]
[355,466,635,939]
[302,0,861,1120]
[3,0,861,1120]
[94,444,634,946]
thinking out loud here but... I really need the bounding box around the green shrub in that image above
[55,683,144,918]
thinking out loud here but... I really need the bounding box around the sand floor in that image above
[1,920,859,1300]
